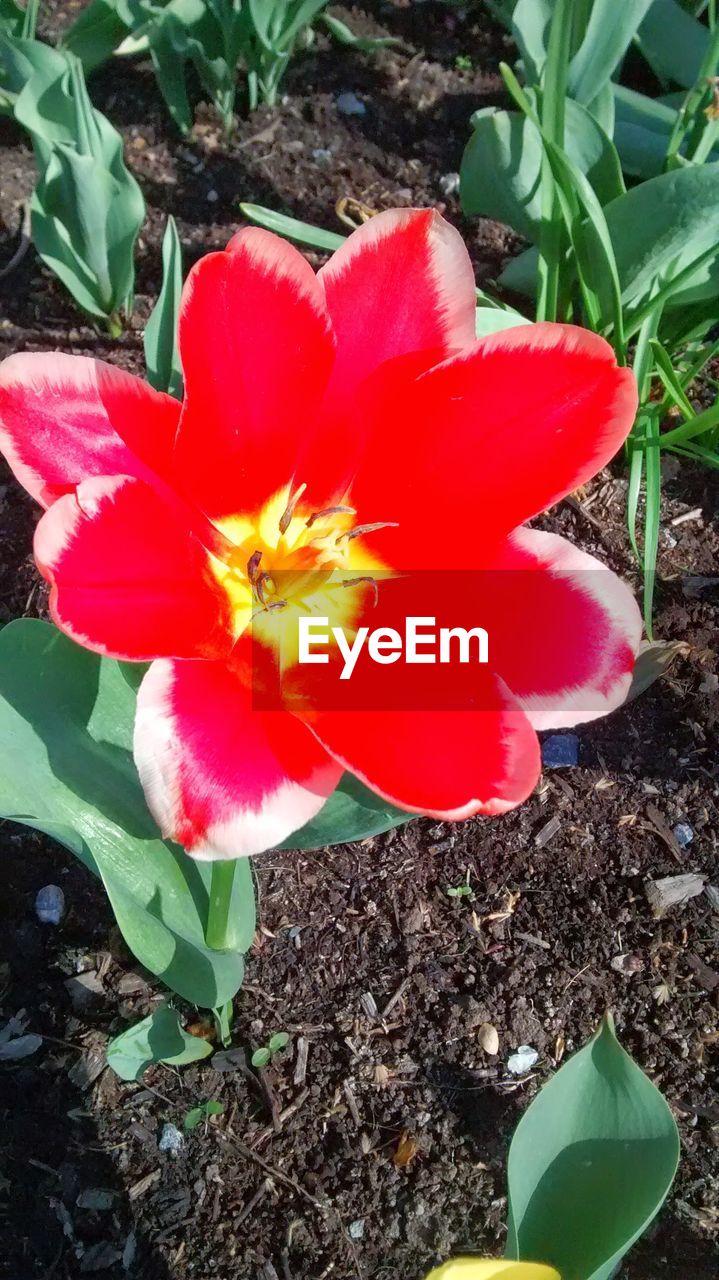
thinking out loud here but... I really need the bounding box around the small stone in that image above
[477,1022,499,1055]
[0,1032,42,1060]
[312,147,332,164]
[349,1219,365,1240]
[662,528,678,549]
[336,91,366,116]
[506,1045,538,1075]
[611,952,644,975]
[158,1122,184,1156]
[64,971,105,1012]
[541,734,579,768]
[206,189,219,203]
[672,822,694,848]
[76,1188,118,1211]
[645,873,705,919]
[439,171,460,196]
[35,884,65,925]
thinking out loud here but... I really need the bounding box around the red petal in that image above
[134,658,342,859]
[349,323,638,566]
[319,208,477,402]
[34,474,231,661]
[303,683,540,820]
[486,527,643,729]
[0,352,180,508]
[173,229,336,520]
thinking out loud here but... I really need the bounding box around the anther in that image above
[341,576,379,606]
[247,550,263,583]
[278,482,307,535]
[336,521,398,544]
[306,505,356,528]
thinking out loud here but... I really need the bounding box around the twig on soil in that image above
[380,977,411,1020]
[293,1035,309,1086]
[215,1132,325,1211]
[235,1177,272,1228]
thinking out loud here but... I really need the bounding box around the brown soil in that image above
[0,4,717,1279]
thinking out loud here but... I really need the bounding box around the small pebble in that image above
[541,734,579,768]
[506,1045,539,1075]
[611,952,644,975]
[35,884,65,925]
[312,147,332,164]
[477,1022,499,1055]
[336,91,366,117]
[349,1219,365,1240]
[158,1123,184,1156]
[662,529,678,548]
[439,171,460,197]
[206,189,219,203]
[673,821,694,848]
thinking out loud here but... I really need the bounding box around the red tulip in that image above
[0,210,641,858]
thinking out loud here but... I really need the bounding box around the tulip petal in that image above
[486,527,643,730]
[134,658,342,859]
[319,208,477,399]
[349,323,638,567]
[425,1261,560,1280]
[173,229,336,519]
[0,351,180,508]
[34,474,231,661]
[302,681,540,820]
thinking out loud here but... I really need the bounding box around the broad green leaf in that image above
[506,1012,680,1280]
[568,0,654,105]
[0,620,250,1007]
[144,214,184,398]
[475,306,530,336]
[239,202,345,250]
[107,1003,213,1081]
[278,772,411,850]
[62,0,134,70]
[511,0,552,83]
[636,0,708,88]
[461,99,623,243]
[184,1098,224,1129]
[613,83,680,177]
[500,161,719,313]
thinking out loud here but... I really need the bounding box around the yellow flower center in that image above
[210,483,394,668]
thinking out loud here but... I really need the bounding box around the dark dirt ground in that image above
[0,2,718,1278]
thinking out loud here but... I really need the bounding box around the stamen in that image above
[336,521,398,544]
[341,575,379,606]
[255,572,275,607]
[306,505,356,528]
[278,482,307,535]
[247,550,263,583]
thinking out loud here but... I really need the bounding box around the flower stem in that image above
[205,859,238,952]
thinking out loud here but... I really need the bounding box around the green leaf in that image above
[511,0,552,83]
[321,12,398,51]
[107,1002,213,1081]
[475,305,531,336]
[612,84,681,178]
[268,1031,289,1053]
[144,214,184,398]
[62,0,133,71]
[277,772,411,850]
[239,202,345,250]
[568,0,654,105]
[251,1047,271,1068]
[184,1098,224,1129]
[506,1012,680,1280]
[0,620,250,1008]
[637,0,708,88]
[501,162,719,315]
[461,99,623,244]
